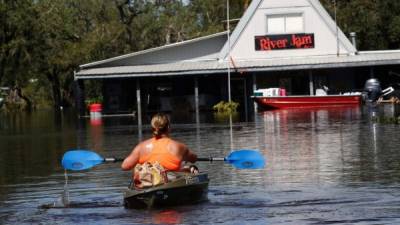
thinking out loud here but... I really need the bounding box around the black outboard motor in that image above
[364,78,382,103]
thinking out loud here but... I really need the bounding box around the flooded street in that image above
[1,105,400,224]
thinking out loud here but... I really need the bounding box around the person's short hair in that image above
[151,113,170,138]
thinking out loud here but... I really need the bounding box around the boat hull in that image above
[123,172,209,209]
[252,95,362,109]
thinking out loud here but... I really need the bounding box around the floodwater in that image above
[0,105,400,225]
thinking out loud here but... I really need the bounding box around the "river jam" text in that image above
[255,33,315,51]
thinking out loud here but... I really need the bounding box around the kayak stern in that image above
[123,172,209,209]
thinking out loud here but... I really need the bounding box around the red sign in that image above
[255,33,315,51]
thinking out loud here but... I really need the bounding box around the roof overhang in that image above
[75,51,400,80]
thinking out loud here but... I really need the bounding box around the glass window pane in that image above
[286,16,304,33]
[267,17,285,33]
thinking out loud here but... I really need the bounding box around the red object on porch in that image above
[279,88,287,96]
[89,103,102,112]
[252,95,362,110]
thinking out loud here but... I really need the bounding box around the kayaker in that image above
[121,113,198,173]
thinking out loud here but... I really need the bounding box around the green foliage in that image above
[2,0,400,111]
[213,101,239,113]
[22,79,53,109]
[211,99,241,123]
[0,0,37,87]
[213,111,240,123]
[84,79,103,104]
[85,96,103,106]
[371,116,400,124]
[320,0,400,50]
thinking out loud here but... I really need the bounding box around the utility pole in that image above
[227,0,232,102]
[333,0,340,57]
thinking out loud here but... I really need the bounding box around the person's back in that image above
[137,137,184,171]
[121,113,197,172]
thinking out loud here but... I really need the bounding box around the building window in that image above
[267,14,304,34]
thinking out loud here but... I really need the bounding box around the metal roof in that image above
[80,32,227,69]
[75,50,400,79]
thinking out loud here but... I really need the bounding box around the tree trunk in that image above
[165,25,172,44]
[15,85,32,111]
[0,58,5,84]
[46,69,62,109]
[74,80,86,116]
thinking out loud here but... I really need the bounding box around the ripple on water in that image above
[40,200,122,209]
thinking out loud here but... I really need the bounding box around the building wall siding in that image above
[230,0,350,60]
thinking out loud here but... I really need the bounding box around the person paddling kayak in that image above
[121,113,198,173]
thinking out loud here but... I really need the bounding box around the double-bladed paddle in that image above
[61,149,265,171]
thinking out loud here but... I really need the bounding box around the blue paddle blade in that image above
[225,150,265,169]
[61,150,104,171]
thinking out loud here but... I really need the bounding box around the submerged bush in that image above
[213,111,240,123]
[85,96,103,107]
[371,116,400,124]
[212,101,239,113]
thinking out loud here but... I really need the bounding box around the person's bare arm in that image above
[121,145,140,171]
[182,145,197,163]
[168,140,197,163]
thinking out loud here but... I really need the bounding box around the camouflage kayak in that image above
[123,172,209,209]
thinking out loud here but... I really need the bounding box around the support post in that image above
[243,78,248,122]
[370,67,375,78]
[194,77,200,125]
[333,0,340,57]
[74,79,86,117]
[252,73,257,113]
[195,78,201,153]
[227,0,232,103]
[136,79,142,140]
[309,71,314,96]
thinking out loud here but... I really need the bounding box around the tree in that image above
[320,0,400,50]
[0,0,39,109]
[32,0,125,109]
[378,1,400,49]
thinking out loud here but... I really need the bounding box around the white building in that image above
[75,0,400,121]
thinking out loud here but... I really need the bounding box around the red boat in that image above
[252,94,362,110]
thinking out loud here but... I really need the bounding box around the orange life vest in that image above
[138,137,181,171]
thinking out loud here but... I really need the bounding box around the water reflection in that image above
[88,117,103,151]
[257,106,398,185]
[0,110,77,185]
[254,105,400,188]
[151,210,182,225]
